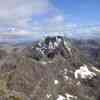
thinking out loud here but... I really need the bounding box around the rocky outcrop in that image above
[0,36,99,100]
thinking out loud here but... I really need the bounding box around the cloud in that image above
[51,15,64,23]
[42,15,65,32]
[0,0,100,39]
[0,0,50,34]
[0,0,49,17]
[62,24,100,39]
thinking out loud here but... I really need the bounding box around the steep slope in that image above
[71,39,100,67]
[0,36,99,100]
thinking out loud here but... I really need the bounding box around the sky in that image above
[0,0,100,40]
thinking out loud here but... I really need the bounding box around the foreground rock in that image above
[0,36,99,100]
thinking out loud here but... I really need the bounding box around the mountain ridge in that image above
[0,35,99,100]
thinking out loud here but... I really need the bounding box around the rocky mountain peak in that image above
[31,35,72,59]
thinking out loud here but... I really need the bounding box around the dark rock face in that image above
[0,36,99,100]
[31,36,69,59]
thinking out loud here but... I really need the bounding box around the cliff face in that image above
[0,36,100,100]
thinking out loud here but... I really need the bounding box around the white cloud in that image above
[51,15,64,23]
[72,25,100,38]
[0,30,32,36]
[0,0,100,39]
[0,0,49,17]
[0,0,50,35]
[50,23,100,39]
[43,15,65,32]
[0,0,66,36]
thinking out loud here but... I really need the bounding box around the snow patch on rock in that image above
[64,68,68,75]
[54,80,59,85]
[63,68,69,80]
[46,94,52,99]
[76,81,81,86]
[74,64,96,79]
[40,61,47,65]
[65,93,77,100]
[64,41,72,55]
[57,93,77,100]
[57,95,65,100]
[64,75,69,80]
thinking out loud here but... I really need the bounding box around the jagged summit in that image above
[31,35,72,60]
